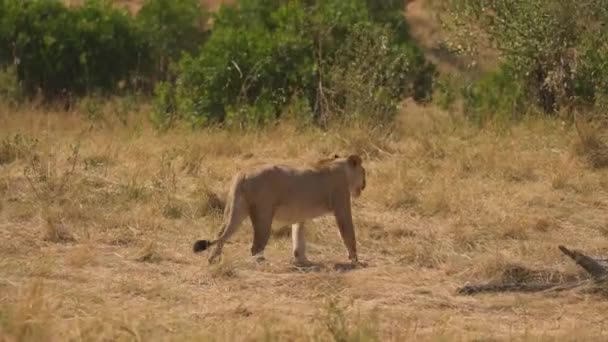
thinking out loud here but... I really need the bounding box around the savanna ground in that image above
[3,0,608,341]
[2,98,608,341]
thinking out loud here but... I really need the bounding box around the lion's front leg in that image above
[332,195,366,267]
[291,222,312,266]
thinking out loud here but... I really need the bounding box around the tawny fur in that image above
[193,154,366,265]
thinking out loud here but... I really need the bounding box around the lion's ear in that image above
[347,154,361,167]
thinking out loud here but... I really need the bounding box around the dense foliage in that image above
[3,0,608,130]
[0,0,206,99]
[136,0,208,85]
[0,0,434,128]
[438,0,608,120]
[1,0,139,97]
[155,0,435,128]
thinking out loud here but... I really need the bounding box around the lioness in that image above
[192,154,367,266]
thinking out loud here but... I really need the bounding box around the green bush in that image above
[0,0,209,100]
[173,0,316,126]
[0,65,22,106]
[433,73,460,111]
[1,0,144,99]
[0,0,16,66]
[136,0,208,84]
[462,64,527,126]
[575,36,608,105]
[169,0,434,127]
[0,0,435,126]
[151,81,177,129]
[325,21,435,123]
[365,0,413,44]
[440,0,608,116]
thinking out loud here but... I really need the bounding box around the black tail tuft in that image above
[193,240,212,253]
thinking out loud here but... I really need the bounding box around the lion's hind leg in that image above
[249,204,273,262]
[206,192,249,264]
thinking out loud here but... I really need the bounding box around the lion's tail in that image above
[193,239,216,253]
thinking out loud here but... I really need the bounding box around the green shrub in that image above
[462,64,527,126]
[0,65,22,106]
[280,92,315,127]
[225,95,277,128]
[325,21,435,123]
[0,0,212,101]
[150,81,177,129]
[366,0,414,47]
[575,36,608,106]
[169,0,434,127]
[174,0,316,126]
[440,0,608,116]
[2,0,144,99]
[0,1,19,67]
[434,73,459,111]
[136,0,208,84]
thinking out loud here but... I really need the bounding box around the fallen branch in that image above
[458,282,581,295]
[457,245,608,296]
[558,245,608,281]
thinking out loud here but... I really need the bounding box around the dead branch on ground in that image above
[457,245,608,296]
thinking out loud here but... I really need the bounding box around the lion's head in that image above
[344,154,366,198]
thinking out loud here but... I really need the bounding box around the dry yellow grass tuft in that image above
[574,112,608,169]
[41,213,76,244]
[2,100,608,340]
[65,243,97,268]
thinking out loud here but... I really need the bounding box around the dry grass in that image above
[574,112,608,169]
[2,99,608,341]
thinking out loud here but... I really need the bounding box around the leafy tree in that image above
[164,0,435,127]
[1,0,143,98]
[136,0,208,84]
[438,0,608,115]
